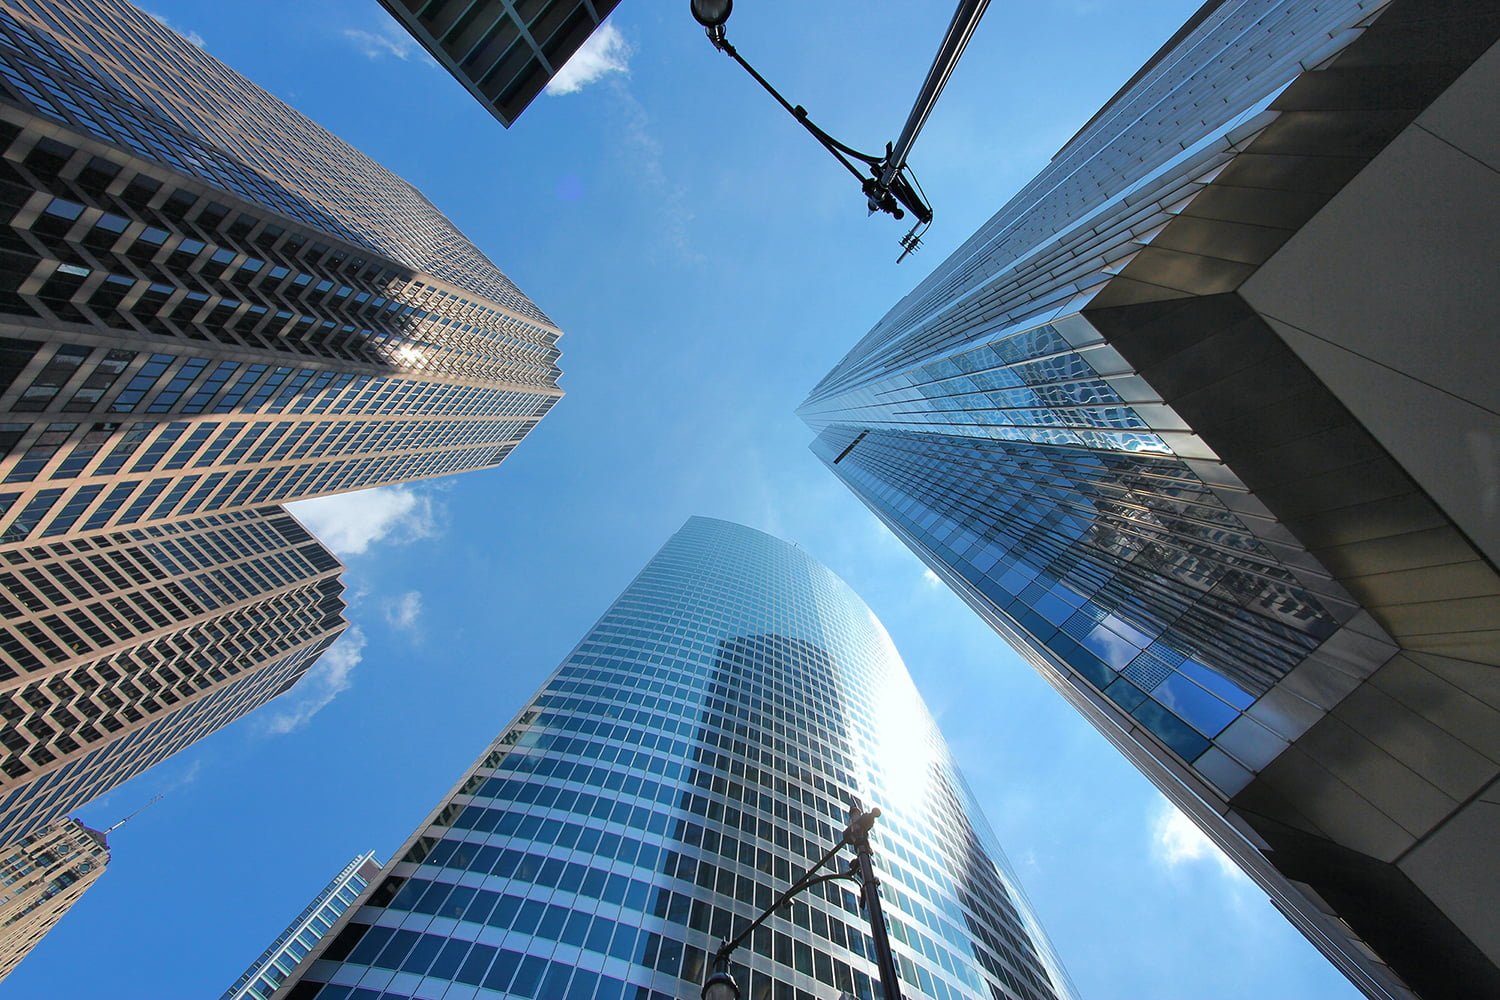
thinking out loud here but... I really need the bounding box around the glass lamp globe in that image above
[701,969,741,1000]
[691,0,733,28]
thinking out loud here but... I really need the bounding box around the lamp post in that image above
[700,800,904,1000]
[689,0,990,261]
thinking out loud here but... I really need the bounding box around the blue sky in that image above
[7,3,1363,999]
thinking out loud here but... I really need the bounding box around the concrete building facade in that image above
[0,815,108,982]
[0,504,345,845]
[0,0,567,854]
[0,0,563,547]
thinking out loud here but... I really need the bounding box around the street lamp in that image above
[689,0,990,262]
[689,0,732,43]
[699,800,904,1000]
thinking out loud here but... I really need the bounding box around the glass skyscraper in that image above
[802,2,1499,998]
[375,0,624,127]
[276,517,1075,1000]
[225,852,384,1000]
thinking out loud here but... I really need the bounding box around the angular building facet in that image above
[0,815,108,983]
[0,0,563,546]
[275,517,1076,1000]
[225,852,383,1000]
[0,505,346,845]
[800,2,1499,998]
[375,0,623,127]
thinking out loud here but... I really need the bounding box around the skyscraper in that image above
[375,0,623,127]
[275,517,1075,1000]
[0,0,564,851]
[0,815,109,982]
[0,504,346,846]
[225,852,384,1000]
[801,2,1498,998]
[0,0,563,546]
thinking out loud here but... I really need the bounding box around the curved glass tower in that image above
[277,517,1075,1000]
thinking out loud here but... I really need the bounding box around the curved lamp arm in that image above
[710,837,855,971]
[691,0,990,263]
[701,804,902,1000]
[689,1,933,229]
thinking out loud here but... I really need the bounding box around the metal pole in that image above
[877,0,990,193]
[847,802,903,1000]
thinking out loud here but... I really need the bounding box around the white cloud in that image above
[343,27,416,61]
[163,757,204,791]
[147,11,204,48]
[1151,799,1244,880]
[265,627,366,734]
[385,590,423,631]
[922,567,943,588]
[1087,626,1136,668]
[863,512,908,555]
[288,485,438,557]
[546,23,630,95]
[615,83,698,260]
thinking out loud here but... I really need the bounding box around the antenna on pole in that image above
[104,793,163,835]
